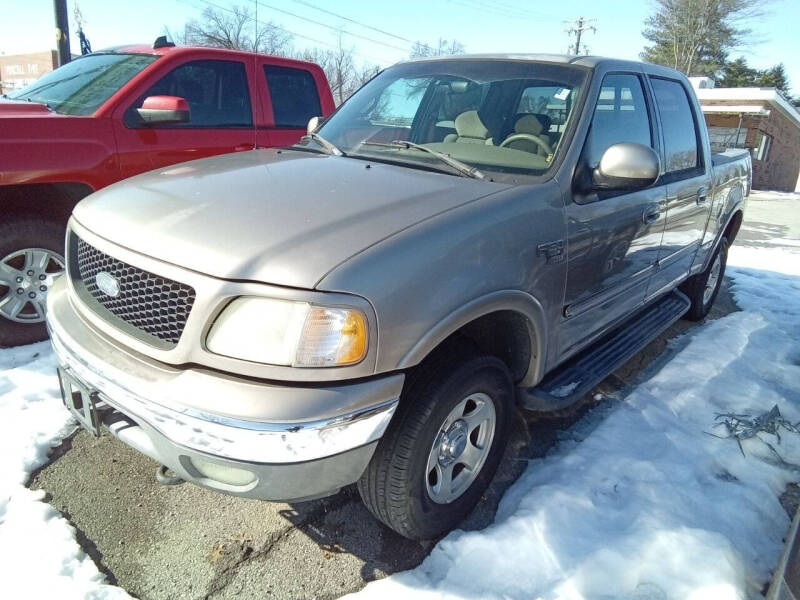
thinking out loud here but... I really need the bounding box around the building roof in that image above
[695,87,800,129]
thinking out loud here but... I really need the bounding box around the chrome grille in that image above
[72,236,195,347]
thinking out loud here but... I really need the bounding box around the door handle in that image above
[642,207,661,225]
[696,187,708,204]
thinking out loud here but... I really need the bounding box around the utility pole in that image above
[53,0,71,66]
[565,17,596,55]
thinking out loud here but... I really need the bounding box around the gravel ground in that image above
[34,191,798,600]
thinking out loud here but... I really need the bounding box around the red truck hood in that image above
[0,98,62,118]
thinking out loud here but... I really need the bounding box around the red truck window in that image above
[264,65,322,128]
[127,60,252,128]
[7,53,157,116]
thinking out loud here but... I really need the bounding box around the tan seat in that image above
[443,111,494,145]
[504,114,551,155]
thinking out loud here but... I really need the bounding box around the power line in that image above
[175,0,368,60]
[447,0,561,22]
[290,0,414,44]
[565,16,596,55]
[253,0,409,53]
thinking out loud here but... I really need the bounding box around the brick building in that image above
[692,85,800,191]
[0,51,58,95]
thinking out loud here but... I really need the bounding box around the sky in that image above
[0,0,797,94]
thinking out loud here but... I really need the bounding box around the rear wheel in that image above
[681,237,727,321]
[0,216,66,347]
[358,350,513,540]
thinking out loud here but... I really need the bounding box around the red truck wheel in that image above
[0,217,66,347]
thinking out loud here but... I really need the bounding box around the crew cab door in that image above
[112,58,256,177]
[254,60,332,148]
[559,72,666,358]
[645,77,713,296]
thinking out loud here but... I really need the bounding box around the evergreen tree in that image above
[755,64,791,97]
[640,0,764,77]
[718,57,757,87]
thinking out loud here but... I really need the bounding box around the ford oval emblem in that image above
[96,271,121,298]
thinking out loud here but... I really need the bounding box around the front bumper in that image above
[46,278,403,501]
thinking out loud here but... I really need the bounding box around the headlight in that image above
[206,297,368,367]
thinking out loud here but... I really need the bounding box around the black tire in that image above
[0,215,67,348]
[681,237,728,322]
[357,349,513,540]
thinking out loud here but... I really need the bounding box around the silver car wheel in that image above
[0,248,65,323]
[703,252,722,305]
[425,392,496,505]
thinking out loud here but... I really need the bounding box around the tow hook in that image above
[155,464,185,486]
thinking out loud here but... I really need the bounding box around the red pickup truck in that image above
[0,40,335,346]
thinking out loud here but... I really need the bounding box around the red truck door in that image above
[255,59,333,148]
[112,58,256,177]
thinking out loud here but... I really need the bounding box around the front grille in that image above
[71,235,196,347]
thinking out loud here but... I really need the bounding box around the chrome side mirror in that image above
[307,116,321,135]
[592,142,660,191]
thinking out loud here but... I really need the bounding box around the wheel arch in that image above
[700,183,745,273]
[0,182,95,222]
[397,290,548,387]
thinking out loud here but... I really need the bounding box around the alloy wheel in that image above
[425,392,496,504]
[0,248,65,323]
[703,252,722,305]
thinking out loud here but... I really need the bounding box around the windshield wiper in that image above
[388,140,485,179]
[301,132,344,156]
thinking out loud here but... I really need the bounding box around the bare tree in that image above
[297,39,378,105]
[184,5,292,56]
[640,0,767,77]
[410,39,465,59]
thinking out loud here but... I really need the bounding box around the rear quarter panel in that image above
[692,152,750,271]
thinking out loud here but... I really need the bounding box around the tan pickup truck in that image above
[47,54,750,539]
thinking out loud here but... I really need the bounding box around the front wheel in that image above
[681,237,728,321]
[358,351,513,540]
[0,216,66,347]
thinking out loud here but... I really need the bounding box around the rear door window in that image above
[650,77,701,174]
[584,73,653,167]
[264,65,322,128]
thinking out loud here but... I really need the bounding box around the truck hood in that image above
[0,98,61,118]
[73,149,508,289]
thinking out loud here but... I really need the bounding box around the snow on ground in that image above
[1,191,799,599]
[349,210,800,597]
[0,343,130,599]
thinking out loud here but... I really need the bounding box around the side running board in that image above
[518,290,691,411]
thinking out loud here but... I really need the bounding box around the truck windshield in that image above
[6,53,157,116]
[305,60,587,178]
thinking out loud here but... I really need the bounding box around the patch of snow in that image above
[347,243,800,598]
[0,342,129,599]
[749,190,800,201]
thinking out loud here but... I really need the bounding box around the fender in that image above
[398,289,548,387]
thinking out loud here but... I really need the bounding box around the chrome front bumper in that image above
[46,278,402,501]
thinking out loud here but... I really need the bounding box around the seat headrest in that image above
[455,110,490,139]
[514,114,545,136]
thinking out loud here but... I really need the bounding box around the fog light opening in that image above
[190,457,257,487]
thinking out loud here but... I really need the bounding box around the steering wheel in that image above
[499,133,552,155]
